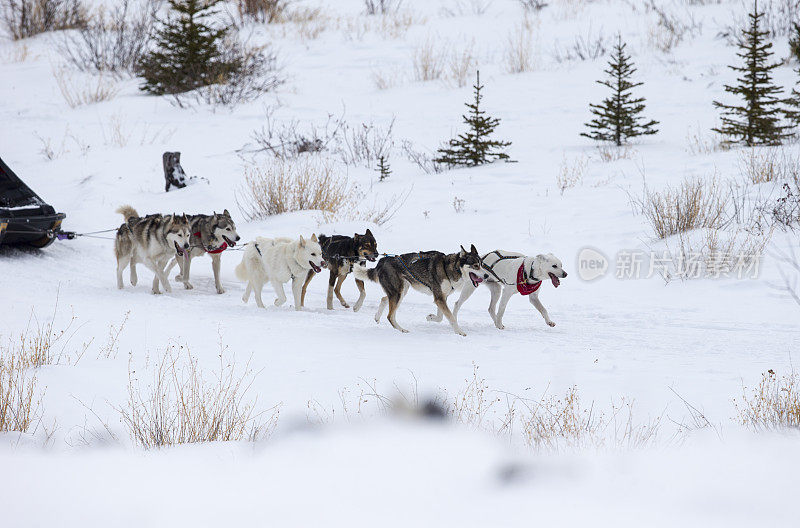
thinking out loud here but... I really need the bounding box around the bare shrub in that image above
[53,67,119,108]
[740,147,800,184]
[595,143,635,162]
[363,0,403,15]
[118,345,279,449]
[552,25,608,62]
[645,1,702,53]
[518,0,548,11]
[441,0,493,16]
[686,126,730,155]
[0,350,40,433]
[722,0,800,42]
[641,177,726,239]
[187,36,282,107]
[372,66,402,90]
[556,155,587,195]
[735,370,800,431]
[250,108,345,159]
[664,226,772,279]
[2,42,30,62]
[237,0,289,23]
[237,160,357,219]
[338,118,395,167]
[770,181,800,229]
[452,196,466,213]
[504,19,538,74]
[445,41,477,87]
[412,38,446,81]
[1,0,86,40]
[401,139,444,174]
[57,0,156,75]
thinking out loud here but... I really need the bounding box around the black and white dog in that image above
[452,251,567,329]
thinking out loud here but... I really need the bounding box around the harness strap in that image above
[195,231,228,254]
[395,253,427,286]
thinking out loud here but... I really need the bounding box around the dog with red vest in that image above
[165,210,241,294]
[450,250,567,330]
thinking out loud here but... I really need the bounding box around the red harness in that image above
[195,232,228,254]
[517,264,542,296]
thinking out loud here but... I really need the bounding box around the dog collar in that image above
[517,264,542,296]
[195,231,228,254]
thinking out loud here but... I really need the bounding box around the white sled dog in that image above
[114,205,192,294]
[452,251,567,329]
[235,235,325,310]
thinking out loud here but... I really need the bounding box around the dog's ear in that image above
[459,245,466,256]
[311,233,318,242]
[365,228,373,238]
[353,232,360,240]
[299,235,305,246]
[470,244,478,255]
[223,209,230,217]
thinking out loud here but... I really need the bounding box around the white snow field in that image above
[2,0,800,525]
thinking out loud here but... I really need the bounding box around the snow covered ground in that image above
[1,0,799,525]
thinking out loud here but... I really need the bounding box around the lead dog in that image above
[452,251,567,329]
[353,245,483,336]
[114,206,191,294]
[235,235,325,310]
[164,210,240,294]
[300,230,379,312]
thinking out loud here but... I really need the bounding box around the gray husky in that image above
[164,210,240,294]
[353,245,483,336]
[114,206,192,294]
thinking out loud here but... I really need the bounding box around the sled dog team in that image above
[114,206,568,336]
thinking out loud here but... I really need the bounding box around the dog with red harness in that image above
[452,250,567,330]
[165,210,240,294]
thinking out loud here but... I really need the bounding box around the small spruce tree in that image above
[138,0,239,95]
[784,71,800,130]
[712,1,792,146]
[435,71,511,167]
[377,155,391,181]
[581,35,658,146]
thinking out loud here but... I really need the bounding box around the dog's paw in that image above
[455,329,467,337]
[547,321,556,327]
[340,301,350,308]
[152,289,162,295]
[426,314,441,322]
[495,322,505,330]
[184,282,194,290]
[275,298,286,306]
[216,287,225,294]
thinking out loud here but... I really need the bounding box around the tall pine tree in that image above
[712,0,792,146]
[435,71,511,167]
[138,0,239,95]
[581,35,658,146]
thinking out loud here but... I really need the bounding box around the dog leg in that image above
[116,256,129,289]
[273,281,287,306]
[326,270,336,310]
[211,254,223,294]
[130,258,138,286]
[529,292,555,327]
[334,274,350,308]
[292,276,304,311]
[386,290,409,333]
[375,296,388,323]
[253,281,266,309]
[452,282,478,318]
[486,283,503,328]
[301,270,314,307]
[353,279,366,312]
[495,288,516,330]
[243,282,252,304]
[435,296,466,336]
[153,258,172,294]
[151,273,161,294]
[166,257,180,282]
[426,308,443,323]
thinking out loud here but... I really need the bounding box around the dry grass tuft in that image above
[556,155,587,195]
[118,345,279,449]
[1,0,86,40]
[735,370,800,431]
[504,18,539,74]
[595,143,635,162]
[237,160,402,225]
[686,126,729,155]
[53,67,119,108]
[445,41,477,87]
[641,177,726,239]
[0,346,41,433]
[412,38,447,82]
[740,147,800,185]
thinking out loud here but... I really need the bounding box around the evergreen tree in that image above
[581,35,658,146]
[435,71,511,167]
[784,71,800,129]
[376,155,391,181]
[138,0,239,95]
[712,1,792,146]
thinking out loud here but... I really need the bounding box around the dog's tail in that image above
[352,261,378,283]
[116,205,139,221]
[234,247,250,282]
